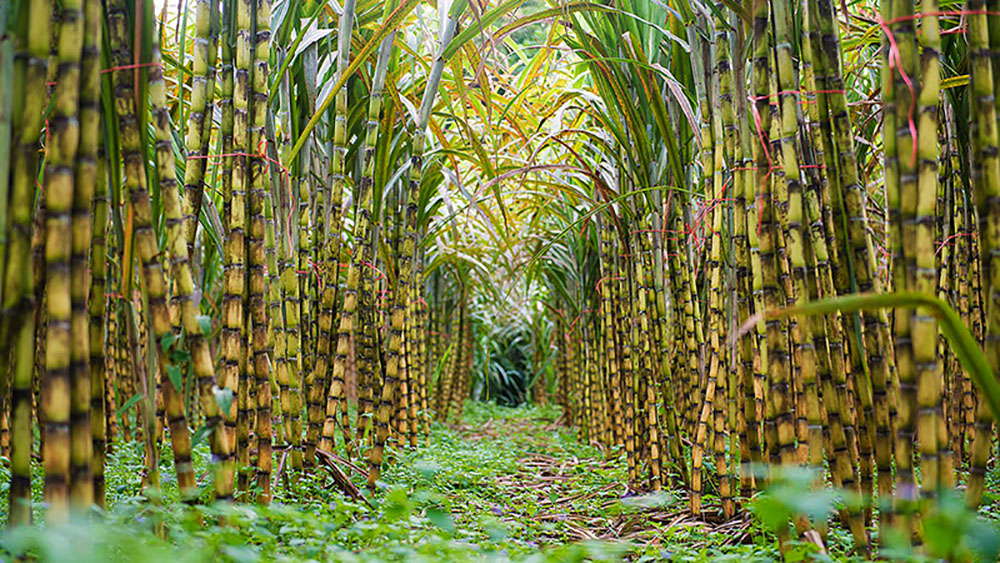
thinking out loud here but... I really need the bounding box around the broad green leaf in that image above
[425,507,455,533]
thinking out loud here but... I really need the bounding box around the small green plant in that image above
[750,464,1000,562]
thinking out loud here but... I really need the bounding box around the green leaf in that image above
[488,4,617,50]
[620,491,674,511]
[196,314,212,336]
[213,386,234,415]
[425,507,454,534]
[190,424,213,449]
[484,519,508,542]
[116,393,144,417]
[439,0,526,62]
[286,0,424,165]
[160,331,178,352]
[169,343,190,364]
[166,364,183,392]
[384,487,412,522]
[966,520,1000,561]
[415,460,442,481]
[751,494,792,532]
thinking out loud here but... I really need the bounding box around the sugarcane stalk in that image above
[314,0,357,458]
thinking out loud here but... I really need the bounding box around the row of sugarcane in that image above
[546,0,998,555]
[0,0,476,526]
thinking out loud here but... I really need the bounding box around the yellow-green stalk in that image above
[5,0,51,527]
[249,0,273,503]
[69,0,103,511]
[315,0,357,457]
[966,0,1000,508]
[43,0,86,521]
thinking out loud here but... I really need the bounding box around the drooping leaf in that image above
[766,292,1000,422]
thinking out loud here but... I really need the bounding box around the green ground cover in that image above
[1,402,997,562]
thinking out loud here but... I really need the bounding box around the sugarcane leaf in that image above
[709,0,749,25]
[267,4,328,100]
[766,292,1000,422]
[286,0,424,165]
[293,27,334,58]
[302,42,320,109]
[942,74,968,90]
[270,0,292,39]
[439,0,525,63]
[433,343,454,386]
[166,364,183,392]
[196,314,212,335]
[489,4,618,49]
[161,331,178,352]
[116,393,145,417]
[169,344,190,365]
[190,424,213,449]
[213,386,234,415]
[654,62,699,144]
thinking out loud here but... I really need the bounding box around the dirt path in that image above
[435,409,759,558]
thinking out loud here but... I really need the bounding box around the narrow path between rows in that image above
[382,404,769,561]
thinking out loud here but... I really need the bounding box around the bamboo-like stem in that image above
[913,1,942,506]
[5,0,51,528]
[885,0,918,537]
[773,0,823,534]
[228,0,252,496]
[801,0,866,547]
[966,0,1000,509]
[43,0,87,521]
[692,40,725,514]
[69,0,102,512]
[366,0,464,486]
[325,21,394,459]
[315,0,357,458]
[182,0,217,258]
[248,0,272,505]
[89,132,109,509]
[635,227,662,490]
[814,0,886,527]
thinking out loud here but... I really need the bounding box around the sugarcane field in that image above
[5,0,1000,559]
